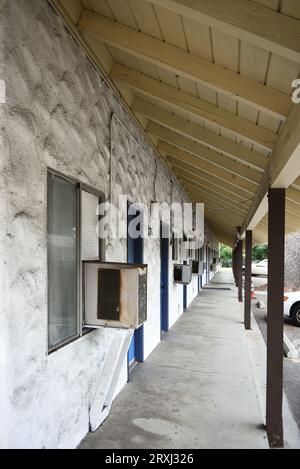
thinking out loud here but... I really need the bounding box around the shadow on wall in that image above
[285,232,300,291]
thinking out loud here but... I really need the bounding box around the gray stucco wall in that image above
[285,233,300,291]
[0,0,217,448]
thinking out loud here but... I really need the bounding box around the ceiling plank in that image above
[183,186,249,217]
[132,98,268,170]
[150,124,263,183]
[180,174,250,208]
[204,222,236,247]
[168,155,255,200]
[287,187,300,206]
[174,170,253,207]
[205,211,243,232]
[242,102,300,233]
[147,0,300,64]
[164,143,258,194]
[111,64,277,150]
[167,152,256,199]
[78,9,290,119]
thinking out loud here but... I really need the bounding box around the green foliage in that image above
[252,244,268,261]
[220,244,232,267]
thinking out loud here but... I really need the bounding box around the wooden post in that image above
[237,240,243,303]
[266,188,285,448]
[244,230,252,330]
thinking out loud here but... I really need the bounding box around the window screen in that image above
[81,190,100,261]
[47,172,78,349]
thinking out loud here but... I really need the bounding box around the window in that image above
[47,170,103,352]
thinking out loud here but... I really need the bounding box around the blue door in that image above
[160,223,169,332]
[183,284,187,311]
[127,204,144,370]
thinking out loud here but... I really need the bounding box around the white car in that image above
[284,292,300,327]
[251,259,268,277]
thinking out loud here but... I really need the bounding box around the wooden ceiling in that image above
[50,0,300,246]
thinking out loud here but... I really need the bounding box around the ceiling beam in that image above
[133,98,268,170]
[168,155,255,201]
[285,199,300,220]
[147,0,300,64]
[158,142,257,195]
[181,178,249,210]
[152,124,263,183]
[172,162,254,202]
[78,9,291,119]
[184,187,249,217]
[111,64,277,150]
[205,211,242,234]
[287,187,300,206]
[242,103,300,233]
[205,209,244,228]
[204,222,236,247]
[175,170,253,208]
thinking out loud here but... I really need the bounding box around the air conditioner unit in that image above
[192,260,204,275]
[174,264,192,285]
[83,261,147,329]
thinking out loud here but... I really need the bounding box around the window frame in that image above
[47,168,105,354]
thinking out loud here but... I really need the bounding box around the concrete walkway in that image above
[80,270,268,449]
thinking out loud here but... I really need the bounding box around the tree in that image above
[220,244,232,267]
[252,244,268,261]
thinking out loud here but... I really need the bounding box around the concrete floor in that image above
[80,270,268,449]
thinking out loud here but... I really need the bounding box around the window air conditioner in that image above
[173,264,192,285]
[83,262,147,329]
[192,260,204,275]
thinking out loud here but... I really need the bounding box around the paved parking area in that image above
[252,298,300,433]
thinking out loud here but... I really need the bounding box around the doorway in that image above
[160,222,169,334]
[127,203,144,372]
[183,284,187,311]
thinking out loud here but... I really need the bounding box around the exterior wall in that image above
[285,232,300,291]
[0,0,218,449]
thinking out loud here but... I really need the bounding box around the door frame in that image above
[127,202,145,370]
[160,222,169,333]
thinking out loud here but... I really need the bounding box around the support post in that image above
[232,247,236,283]
[266,188,285,448]
[237,240,243,303]
[244,230,252,329]
[233,247,238,286]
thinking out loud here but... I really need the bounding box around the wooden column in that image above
[266,188,285,448]
[233,247,238,287]
[244,231,252,330]
[237,240,243,303]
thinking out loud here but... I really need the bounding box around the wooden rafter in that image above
[158,142,257,193]
[152,127,262,183]
[132,98,268,170]
[78,9,291,119]
[242,104,300,232]
[111,64,277,150]
[147,0,300,64]
[169,162,254,202]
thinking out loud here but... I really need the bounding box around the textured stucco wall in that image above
[0,0,217,449]
[285,233,300,291]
